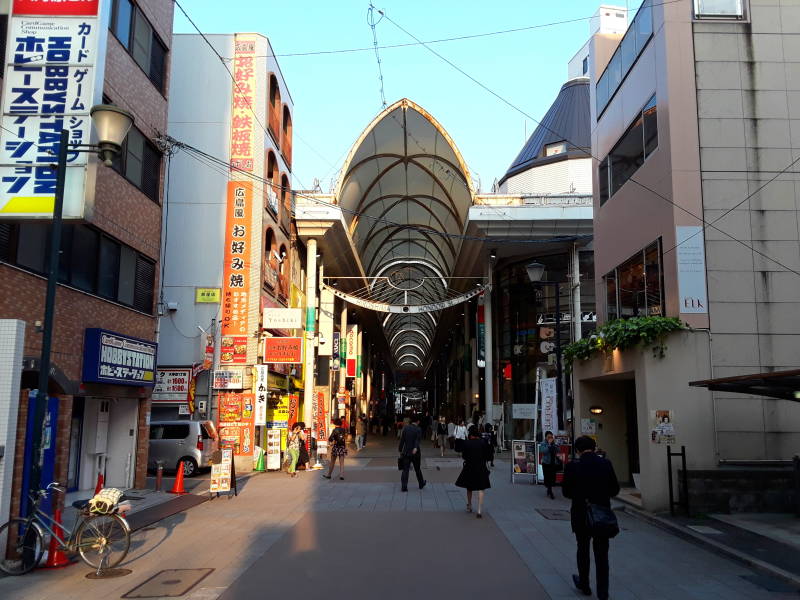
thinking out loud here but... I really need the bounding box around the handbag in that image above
[397,456,406,471]
[586,501,620,538]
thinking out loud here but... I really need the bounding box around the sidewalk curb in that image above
[618,503,800,589]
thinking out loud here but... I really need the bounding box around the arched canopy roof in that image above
[335,99,473,367]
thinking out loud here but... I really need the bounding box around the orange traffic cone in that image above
[42,509,71,569]
[168,461,188,494]
[94,472,104,495]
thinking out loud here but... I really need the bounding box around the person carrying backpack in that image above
[323,417,348,480]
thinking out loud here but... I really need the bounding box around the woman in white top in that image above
[453,419,468,453]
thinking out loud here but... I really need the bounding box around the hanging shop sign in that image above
[263,307,302,330]
[539,377,557,435]
[331,331,340,370]
[322,283,489,314]
[676,225,708,314]
[202,333,215,371]
[476,293,486,368]
[0,0,102,219]
[512,404,536,420]
[221,181,254,341]
[346,325,358,378]
[254,365,268,426]
[318,287,335,357]
[266,389,289,429]
[195,288,221,303]
[287,393,299,429]
[212,368,244,390]
[152,368,192,402]
[220,335,247,364]
[264,337,303,363]
[315,391,328,442]
[82,329,156,386]
[218,393,255,457]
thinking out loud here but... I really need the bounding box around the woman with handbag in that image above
[286,423,305,478]
[323,418,348,480]
[453,419,468,453]
[539,431,560,499]
[455,425,491,518]
[562,436,620,600]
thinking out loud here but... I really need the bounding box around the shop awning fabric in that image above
[689,369,800,401]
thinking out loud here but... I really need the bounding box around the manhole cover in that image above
[122,568,214,598]
[86,568,132,579]
[536,509,570,520]
[741,574,800,593]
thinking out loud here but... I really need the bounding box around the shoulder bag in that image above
[585,501,620,538]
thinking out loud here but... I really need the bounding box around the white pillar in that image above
[303,238,317,425]
[483,261,495,422]
[338,302,347,417]
[571,243,582,342]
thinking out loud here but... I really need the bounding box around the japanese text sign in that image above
[254,365,268,426]
[264,337,303,363]
[346,325,358,378]
[222,181,253,340]
[229,34,256,172]
[82,328,156,386]
[0,4,101,218]
[218,393,255,457]
[212,368,244,390]
[152,368,191,402]
[263,307,302,330]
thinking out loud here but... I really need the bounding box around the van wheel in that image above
[179,458,198,477]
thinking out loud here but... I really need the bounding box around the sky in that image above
[173,0,642,194]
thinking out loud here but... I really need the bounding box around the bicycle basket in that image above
[88,488,124,514]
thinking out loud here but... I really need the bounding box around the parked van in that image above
[148,420,218,477]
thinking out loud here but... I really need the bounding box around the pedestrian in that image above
[295,422,309,470]
[455,425,491,518]
[453,419,468,453]
[562,435,621,600]
[481,423,495,467]
[323,418,348,480]
[355,415,366,451]
[286,423,305,478]
[539,431,560,499]
[398,414,427,491]
[436,417,448,457]
[447,418,456,450]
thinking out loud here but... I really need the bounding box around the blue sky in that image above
[174,1,640,193]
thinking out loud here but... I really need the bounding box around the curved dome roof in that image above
[499,77,590,186]
[335,99,473,368]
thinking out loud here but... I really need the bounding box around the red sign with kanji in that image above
[264,337,303,363]
[13,0,99,15]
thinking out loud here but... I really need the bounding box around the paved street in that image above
[1,436,797,600]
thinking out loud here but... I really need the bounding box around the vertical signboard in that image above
[221,181,253,361]
[676,225,708,314]
[0,0,102,218]
[476,294,486,368]
[331,331,340,370]
[346,325,358,378]
[254,365,268,426]
[229,34,256,172]
[539,377,557,435]
[218,393,255,457]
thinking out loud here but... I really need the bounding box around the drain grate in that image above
[741,574,800,593]
[536,508,571,520]
[122,568,214,598]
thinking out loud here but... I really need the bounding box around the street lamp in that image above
[29,105,134,513]
[526,262,564,435]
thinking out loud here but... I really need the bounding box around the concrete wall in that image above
[693,4,800,460]
[574,330,715,512]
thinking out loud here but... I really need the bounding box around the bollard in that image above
[155,462,164,491]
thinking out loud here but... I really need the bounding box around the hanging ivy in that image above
[563,316,686,371]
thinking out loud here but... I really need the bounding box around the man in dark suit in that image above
[562,435,620,600]
[398,415,426,492]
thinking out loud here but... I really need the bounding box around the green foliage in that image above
[563,316,686,371]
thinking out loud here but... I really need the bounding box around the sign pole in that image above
[29,129,68,512]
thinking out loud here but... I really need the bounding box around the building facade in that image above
[574,0,800,511]
[0,0,173,519]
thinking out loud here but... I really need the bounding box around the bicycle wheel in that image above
[75,513,130,570]
[0,518,44,575]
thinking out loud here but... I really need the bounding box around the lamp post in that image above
[526,262,564,435]
[28,105,133,513]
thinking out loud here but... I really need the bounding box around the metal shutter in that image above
[133,255,155,313]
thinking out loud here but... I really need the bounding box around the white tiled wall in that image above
[0,320,25,523]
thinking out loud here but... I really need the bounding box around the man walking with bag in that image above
[562,436,620,600]
[398,415,426,492]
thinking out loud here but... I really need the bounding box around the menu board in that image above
[217,393,255,456]
[512,440,538,475]
[209,448,233,493]
[266,429,282,470]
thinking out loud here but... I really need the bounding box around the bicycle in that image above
[0,482,131,575]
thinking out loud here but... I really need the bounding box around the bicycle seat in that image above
[71,499,90,510]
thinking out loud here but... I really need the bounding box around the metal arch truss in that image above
[321,279,489,314]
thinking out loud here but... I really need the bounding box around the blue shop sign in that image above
[82,328,157,387]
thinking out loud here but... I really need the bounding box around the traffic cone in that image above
[168,461,188,494]
[42,509,71,569]
[94,472,104,495]
[253,448,265,472]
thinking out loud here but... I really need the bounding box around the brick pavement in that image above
[0,436,796,599]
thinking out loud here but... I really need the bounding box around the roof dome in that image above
[498,77,590,187]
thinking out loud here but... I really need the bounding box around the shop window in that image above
[582,56,588,75]
[111,0,168,92]
[70,226,99,291]
[118,245,137,306]
[604,239,663,321]
[112,126,162,202]
[15,223,48,273]
[693,0,745,18]
[98,236,120,299]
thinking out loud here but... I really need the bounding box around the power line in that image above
[377,3,800,279]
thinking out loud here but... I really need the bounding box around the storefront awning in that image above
[689,369,800,401]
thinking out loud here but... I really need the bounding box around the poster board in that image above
[511,440,537,483]
[265,428,282,470]
[217,393,255,456]
[651,410,675,444]
[209,447,236,496]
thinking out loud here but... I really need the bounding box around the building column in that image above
[483,260,495,422]
[338,302,347,418]
[303,238,317,425]
[571,243,582,342]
